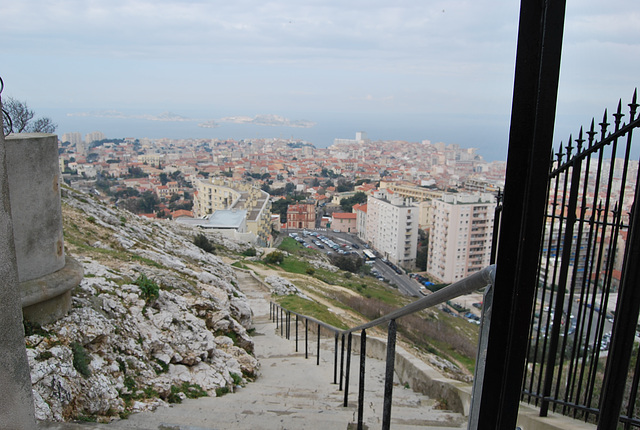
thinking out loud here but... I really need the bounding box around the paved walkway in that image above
[39,270,467,430]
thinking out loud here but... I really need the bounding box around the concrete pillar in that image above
[0,104,36,427]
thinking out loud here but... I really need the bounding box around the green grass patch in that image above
[279,257,312,274]
[277,295,347,330]
[277,237,304,253]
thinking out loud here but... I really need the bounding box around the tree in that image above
[159,173,169,185]
[340,191,368,212]
[2,97,57,135]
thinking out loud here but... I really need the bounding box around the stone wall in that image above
[0,111,37,427]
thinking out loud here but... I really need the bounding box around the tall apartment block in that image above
[427,193,495,283]
[366,189,418,269]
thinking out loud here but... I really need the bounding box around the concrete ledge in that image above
[21,256,84,324]
[517,403,596,430]
[350,333,471,415]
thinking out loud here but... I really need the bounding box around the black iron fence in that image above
[521,89,640,428]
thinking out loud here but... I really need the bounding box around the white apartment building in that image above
[366,190,418,269]
[427,193,495,284]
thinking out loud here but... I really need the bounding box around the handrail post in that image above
[382,320,397,430]
[305,318,309,359]
[333,332,339,384]
[344,333,352,407]
[357,329,367,430]
[317,323,321,365]
[280,308,283,337]
[339,333,345,391]
[287,311,291,340]
[295,314,299,352]
[275,304,279,329]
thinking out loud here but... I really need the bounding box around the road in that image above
[286,228,423,298]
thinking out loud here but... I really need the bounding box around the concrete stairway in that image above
[39,269,467,430]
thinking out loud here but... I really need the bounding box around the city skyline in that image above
[2,0,639,161]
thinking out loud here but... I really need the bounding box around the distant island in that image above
[68,110,316,129]
[214,114,316,128]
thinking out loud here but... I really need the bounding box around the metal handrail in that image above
[270,264,496,430]
[343,265,495,335]
[271,264,495,337]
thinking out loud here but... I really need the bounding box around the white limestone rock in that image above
[28,190,260,423]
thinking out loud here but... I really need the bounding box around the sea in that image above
[42,108,511,162]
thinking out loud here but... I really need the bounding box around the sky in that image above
[1,0,639,161]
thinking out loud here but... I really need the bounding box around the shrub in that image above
[242,248,257,257]
[264,251,284,265]
[23,319,49,337]
[133,274,159,303]
[71,341,91,378]
[329,253,362,273]
[167,382,208,403]
[230,372,243,386]
[215,386,230,397]
[306,267,315,275]
[193,233,215,253]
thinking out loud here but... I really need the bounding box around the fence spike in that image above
[575,127,585,153]
[587,119,597,147]
[629,88,638,120]
[565,135,574,160]
[613,99,624,130]
[600,109,610,139]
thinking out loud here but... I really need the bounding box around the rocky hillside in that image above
[26,186,259,422]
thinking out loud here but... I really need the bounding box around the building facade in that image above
[193,178,272,246]
[366,190,418,269]
[331,212,357,233]
[353,203,367,241]
[427,193,495,283]
[286,203,316,230]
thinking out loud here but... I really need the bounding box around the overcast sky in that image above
[1,1,639,159]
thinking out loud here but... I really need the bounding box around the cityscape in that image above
[59,129,507,284]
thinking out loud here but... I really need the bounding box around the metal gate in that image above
[521,90,640,428]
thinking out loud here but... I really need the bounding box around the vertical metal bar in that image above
[623,344,640,430]
[357,330,367,430]
[275,305,279,329]
[598,140,640,430]
[340,333,345,391]
[333,332,339,385]
[530,152,563,405]
[305,318,308,359]
[286,311,290,340]
[295,314,299,352]
[343,333,352,407]
[474,0,567,427]
[280,308,283,337]
[317,323,321,366]
[540,147,582,416]
[382,320,397,430]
